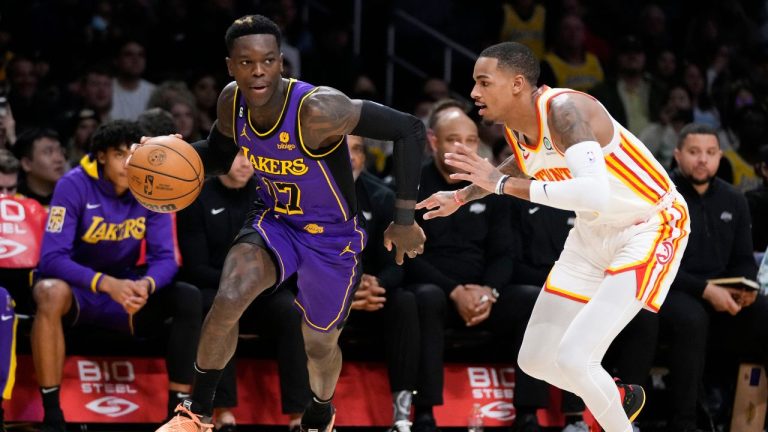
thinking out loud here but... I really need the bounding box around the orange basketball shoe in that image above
[156,403,213,432]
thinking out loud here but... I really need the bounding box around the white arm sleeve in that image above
[529,140,610,212]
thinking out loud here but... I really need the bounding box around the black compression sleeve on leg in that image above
[351,101,425,224]
[190,124,240,176]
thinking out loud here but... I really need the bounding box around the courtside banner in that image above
[0,196,46,268]
[8,356,515,426]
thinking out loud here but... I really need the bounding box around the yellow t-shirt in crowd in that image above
[544,51,604,92]
[499,3,546,58]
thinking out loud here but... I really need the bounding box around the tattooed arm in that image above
[526,93,611,212]
[547,93,600,149]
[301,87,426,264]
[298,87,361,150]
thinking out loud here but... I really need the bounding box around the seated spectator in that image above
[6,55,58,131]
[147,82,201,141]
[187,72,219,136]
[590,35,665,136]
[540,14,604,91]
[109,39,156,121]
[498,0,546,59]
[638,85,694,170]
[31,120,201,431]
[65,109,100,168]
[344,135,417,432]
[176,151,309,432]
[0,95,16,149]
[11,128,66,206]
[137,108,176,137]
[661,124,768,432]
[406,100,542,432]
[746,145,768,251]
[683,63,720,129]
[78,65,113,123]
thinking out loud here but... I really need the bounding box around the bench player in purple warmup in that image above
[150,15,426,432]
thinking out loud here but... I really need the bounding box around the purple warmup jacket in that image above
[38,155,177,292]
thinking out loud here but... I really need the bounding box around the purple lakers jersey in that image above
[234,79,357,230]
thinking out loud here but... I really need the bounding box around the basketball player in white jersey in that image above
[417,42,690,432]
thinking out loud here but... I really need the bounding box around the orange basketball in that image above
[127,136,204,213]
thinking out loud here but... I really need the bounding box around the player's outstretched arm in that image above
[300,87,426,265]
[188,82,240,176]
[417,151,530,220]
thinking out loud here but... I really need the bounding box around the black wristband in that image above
[394,207,415,225]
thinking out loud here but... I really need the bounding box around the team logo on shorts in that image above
[46,206,66,233]
[655,241,674,265]
[303,223,324,234]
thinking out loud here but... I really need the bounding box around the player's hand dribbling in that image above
[417,191,461,220]
[383,222,426,265]
[125,134,184,168]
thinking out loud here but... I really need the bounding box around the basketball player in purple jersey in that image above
[152,15,426,432]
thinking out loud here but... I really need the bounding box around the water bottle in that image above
[468,402,484,432]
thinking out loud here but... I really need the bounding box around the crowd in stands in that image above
[0,1,767,432]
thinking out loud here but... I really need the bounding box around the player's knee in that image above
[554,343,588,377]
[304,334,337,360]
[214,283,249,312]
[517,343,545,379]
[32,279,71,313]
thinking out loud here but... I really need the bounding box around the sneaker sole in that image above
[302,413,336,432]
[627,386,646,422]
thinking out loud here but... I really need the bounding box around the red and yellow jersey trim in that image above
[503,126,527,174]
[605,200,689,311]
[543,275,590,304]
[605,134,671,205]
[644,201,688,311]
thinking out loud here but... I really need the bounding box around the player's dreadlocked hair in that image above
[225,15,282,53]
[480,42,540,86]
